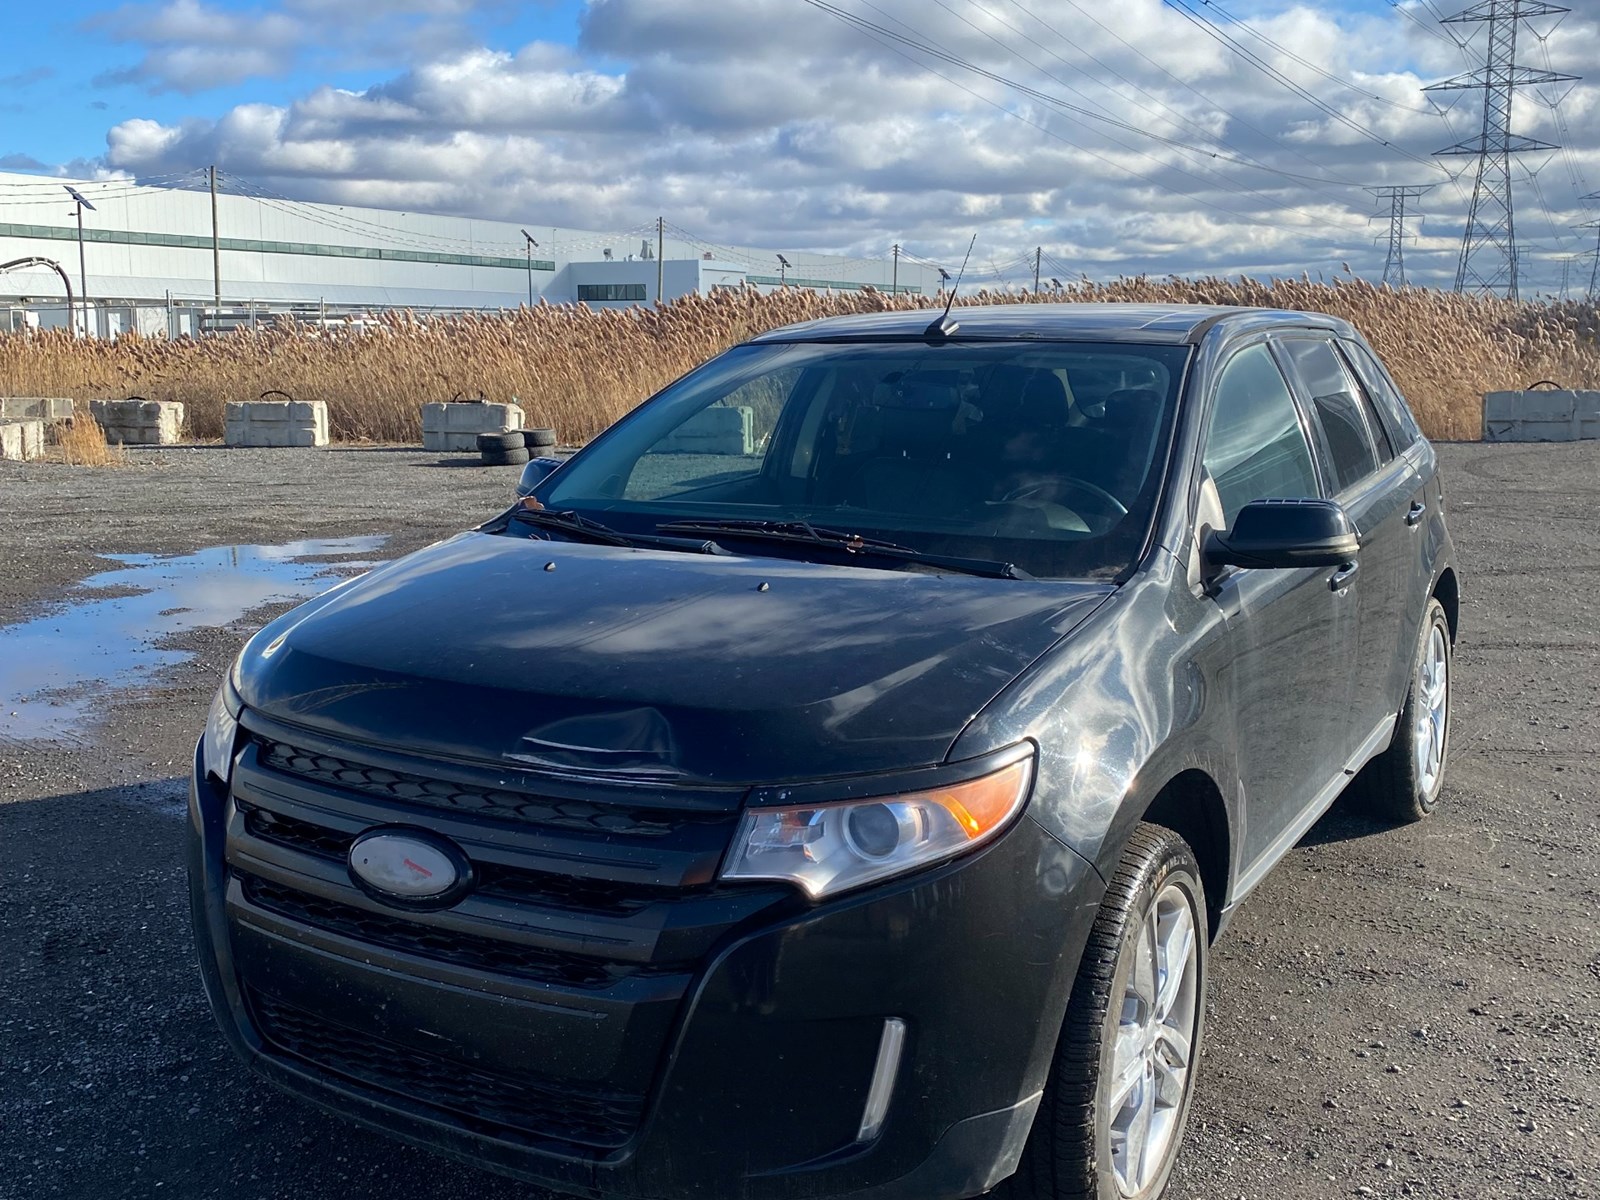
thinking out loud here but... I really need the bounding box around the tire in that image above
[481,447,530,467]
[1357,598,1452,823]
[477,431,524,452]
[522,427,557,448]
[1001,825,1207,1200]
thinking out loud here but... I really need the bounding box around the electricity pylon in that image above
[1581,191,1600,298]
[1423,1,1578,298]
[1367,185,1436,287]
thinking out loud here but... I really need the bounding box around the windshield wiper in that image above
[654,519,1031,579]
[511,508,729,555]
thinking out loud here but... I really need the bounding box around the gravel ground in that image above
[1,442,1596,1200]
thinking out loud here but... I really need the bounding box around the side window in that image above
[1203,343,1322,528]
[1341,339,1422,448]
[1278,338,1382,491]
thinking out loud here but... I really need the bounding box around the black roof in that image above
[749,303,1354,346]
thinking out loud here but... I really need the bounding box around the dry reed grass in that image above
[2,275,1595,444]
[55,412,127,466]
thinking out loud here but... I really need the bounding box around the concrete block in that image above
[1484,389,1600,442]
[658,406,752,455]
[0,419,46,461]
[225,399,329,448]
[89,399,185,445]
[0,396,75,422]
[421,401,524,452]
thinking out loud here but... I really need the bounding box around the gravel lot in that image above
[1,442,1596,1200]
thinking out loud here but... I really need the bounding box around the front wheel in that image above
[1000,824,1207,1200]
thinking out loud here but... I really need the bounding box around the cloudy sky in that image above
[4,0,1597,291]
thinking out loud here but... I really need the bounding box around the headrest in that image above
[1101,388,1162,429]
[1019,373,1071,428]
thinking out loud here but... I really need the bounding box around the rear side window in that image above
[1341,339,1423,448]
[1278,338,1384,491]
[1203,344,1321,527]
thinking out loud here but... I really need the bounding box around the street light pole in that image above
[520,230,539,307]
[63,186,97,337]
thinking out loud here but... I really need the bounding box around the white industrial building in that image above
[0,171,934,337]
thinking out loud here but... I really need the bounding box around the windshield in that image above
[537,339,1190,578]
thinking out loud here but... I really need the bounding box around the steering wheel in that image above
[1002,476,1128,518]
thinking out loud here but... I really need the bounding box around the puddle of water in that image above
[0,536,387,744]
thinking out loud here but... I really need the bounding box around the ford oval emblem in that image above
[347,827,472,909]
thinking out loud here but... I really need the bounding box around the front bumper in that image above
[188,736,1103,1200]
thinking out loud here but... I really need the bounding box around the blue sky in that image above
[2,0,1596,289]
[4,3,587,169]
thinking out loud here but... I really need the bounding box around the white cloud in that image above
[92,0,1600,288]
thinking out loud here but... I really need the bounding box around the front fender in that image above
[951,552,1244,896]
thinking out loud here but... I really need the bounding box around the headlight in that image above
[200,672,243,785]
[721,753,1034,899]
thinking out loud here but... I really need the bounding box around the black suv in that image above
[190,304,1458,1200]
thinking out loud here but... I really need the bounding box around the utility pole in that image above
[1423,2,1577,298]
[1033,247,1041,293]
[656,217,664,305]
[63,186,96,337]
[1366,185,1436,288]
[777,254,791,286]
[209,166,222,322]
[520,229,539,306]
[891,243,899,294]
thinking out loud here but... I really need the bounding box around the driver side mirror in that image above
[1204,498,1359,570]
[516,456,565,497]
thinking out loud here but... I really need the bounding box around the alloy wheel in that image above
[1415,624,1449,796]
[1105,882,1201,1197]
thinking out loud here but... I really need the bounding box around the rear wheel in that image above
[1001,825,1206,1200]
[1357,598,1451,823]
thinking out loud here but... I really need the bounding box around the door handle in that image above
[1405,501,1426,527]
[1329,561,1360,592]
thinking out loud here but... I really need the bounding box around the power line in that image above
[802,0,1383,242]
[917,0,1374,222]
[1001,0,1360,186]
[1162,0,1452,175]
[963,0,1364,194]
[818,0,1370,196]
[1191,0,1444,116]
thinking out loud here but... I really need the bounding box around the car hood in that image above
[235,532,1111,786]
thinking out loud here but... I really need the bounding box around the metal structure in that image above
[1424,1,1577,299]
[1367,185,1436,288]
[520,230,539,306]
[1581,191,1600,298]
[64,186,95,335]
[0,257,74,324]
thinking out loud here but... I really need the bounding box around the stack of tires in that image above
[478,427,556,466]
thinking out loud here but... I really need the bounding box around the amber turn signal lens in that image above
[929,760,1033,840]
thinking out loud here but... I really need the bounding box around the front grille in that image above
[248,988,645,1149]
[256,736,721,838]
[241,875,677,988]
[244,807,670,915]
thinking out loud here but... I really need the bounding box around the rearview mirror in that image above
[516,456,565,497]
[1204,498,1358,570]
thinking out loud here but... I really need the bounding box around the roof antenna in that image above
[925,234,976,340]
